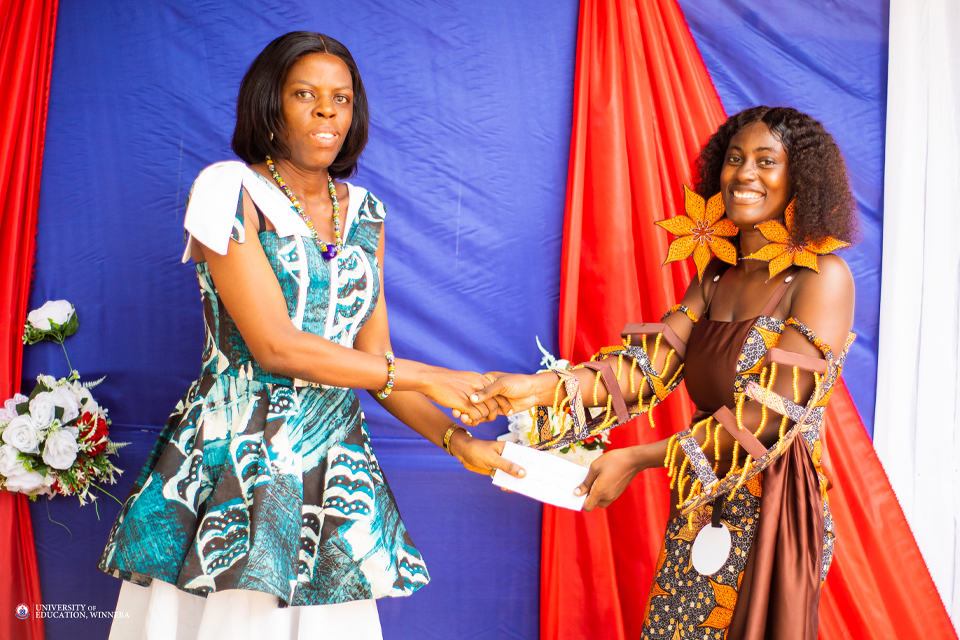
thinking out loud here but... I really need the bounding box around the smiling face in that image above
[720,121,792,229]
[277,52,354,171]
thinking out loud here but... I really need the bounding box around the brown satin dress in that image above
[640,268,825,640]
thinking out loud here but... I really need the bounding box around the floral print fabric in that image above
[99,176,428,606]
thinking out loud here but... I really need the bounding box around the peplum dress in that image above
[99,161,428,635]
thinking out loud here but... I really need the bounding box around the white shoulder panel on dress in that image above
[341,182,368,237]
[181,161,311,263]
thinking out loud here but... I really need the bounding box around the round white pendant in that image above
[691,522,732,575]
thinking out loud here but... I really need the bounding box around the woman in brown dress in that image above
[471,106,858,639]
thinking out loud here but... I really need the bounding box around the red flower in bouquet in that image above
[78,411,109,456]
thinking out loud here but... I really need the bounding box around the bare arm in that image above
[351,228,523,476]
[577,256,855,509]
[467,265,713,421]
[197,192,494,422]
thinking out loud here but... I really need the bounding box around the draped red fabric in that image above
[0,1,59,639]
[818,380,956,639]
[547,0,725,638]
[549,2,956,639]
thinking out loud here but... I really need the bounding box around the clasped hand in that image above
[443,371,649,510]
[449,372,544,425]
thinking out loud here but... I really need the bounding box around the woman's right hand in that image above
[418,368,500,423]
[461,372,551,422]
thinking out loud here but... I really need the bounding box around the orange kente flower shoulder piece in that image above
[656,185,738,283]
[743,200,850,279]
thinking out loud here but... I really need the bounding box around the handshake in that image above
[428,370,549,426]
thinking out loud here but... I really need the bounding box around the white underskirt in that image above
[109,580,383,640]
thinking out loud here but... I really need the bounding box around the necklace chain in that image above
[265,156,342,261]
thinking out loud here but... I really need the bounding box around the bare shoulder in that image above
[786,253,855,350]
[680,259,727,313]
[794,253,854,305]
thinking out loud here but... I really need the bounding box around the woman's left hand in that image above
[448,429,526,479]
[574,446,648,511]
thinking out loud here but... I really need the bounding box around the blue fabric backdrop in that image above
[23,1,578,638]
[677,0,889,434]
[21,1,891,638]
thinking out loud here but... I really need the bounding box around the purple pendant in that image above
[321,245,339,261]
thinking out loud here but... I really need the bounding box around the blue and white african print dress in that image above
[99,162,428,635]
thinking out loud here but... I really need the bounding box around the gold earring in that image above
[270,132,274,141]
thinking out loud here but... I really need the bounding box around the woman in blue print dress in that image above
[99,32,523,640]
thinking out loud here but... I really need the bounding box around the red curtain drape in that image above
[548,0,957,639]
[818,381,956,639]
[547,0,725,638]
[0,1,59,639]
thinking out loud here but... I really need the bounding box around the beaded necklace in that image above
[265,156,342,260]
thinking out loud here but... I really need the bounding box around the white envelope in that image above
[492,441,589,511]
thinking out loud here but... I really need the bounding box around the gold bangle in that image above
[443,425,471,456]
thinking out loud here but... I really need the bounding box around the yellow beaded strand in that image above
[792,365,800,403]
[664,434,677,468]
[755,367,770,439]
[733,455,753,492]
[729,441,741,474]
[700,417,713,451]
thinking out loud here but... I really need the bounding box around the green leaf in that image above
[22,324,47,345]
[28,382,44,401]
[16,402,29,416]
[60,311,79,338]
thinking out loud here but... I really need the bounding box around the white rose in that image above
[70,382,99,415]
[26,300,75,331]
[42,430,79,470]
[4,470,47,494]
[2,415,41,454]
[49,386,80,424]
[29,392,56,429]
[0,444,27,477]
[39,375,58,390]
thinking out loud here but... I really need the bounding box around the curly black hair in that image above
[694,106,858,245]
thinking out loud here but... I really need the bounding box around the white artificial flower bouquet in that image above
[500,337,609,468]
[0,300,125,504]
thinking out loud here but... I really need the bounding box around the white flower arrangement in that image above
[0,300,125,505]
[500,337,609,468]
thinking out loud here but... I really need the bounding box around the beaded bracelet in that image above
[376,351,396,399]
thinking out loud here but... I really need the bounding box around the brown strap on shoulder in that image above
[759,268,799,317]
[764,347,827,374]
[620,323,686,361]
[713,406,768,459]
[581,360,630,425]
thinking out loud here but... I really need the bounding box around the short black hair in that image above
[232,31,369,179]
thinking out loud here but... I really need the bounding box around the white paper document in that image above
[492,441,589,511]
